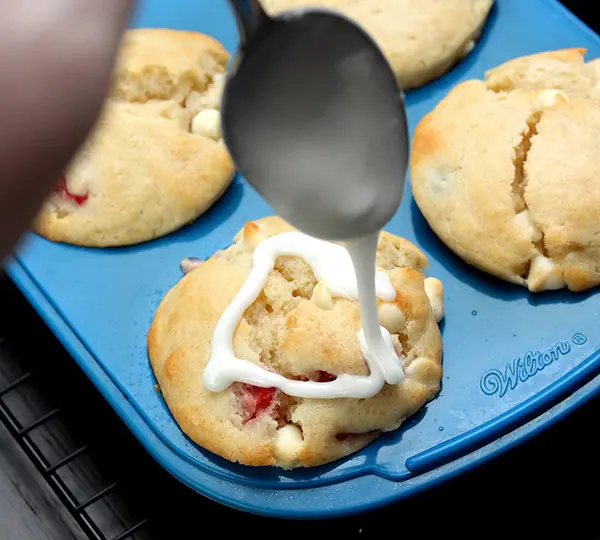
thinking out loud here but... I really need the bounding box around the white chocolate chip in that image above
[428,170,452,196]
[378,303,406,334]
[527,254,565,292]
[65,175,89,197]
[191,109,222,140]
[311,281,334,310]
[514,210,543,243]
[211,74,225,108]
[405,357,441,387]
[539,89,569,108]
[424,277,444,322]
[275,424,304,463]
[180,257,203,274]
[463,39,475,56]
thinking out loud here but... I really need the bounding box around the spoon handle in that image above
[227,0,270,44]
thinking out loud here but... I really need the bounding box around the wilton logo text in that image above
[480,341,572,397]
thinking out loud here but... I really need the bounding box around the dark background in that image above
[0,2,598,539]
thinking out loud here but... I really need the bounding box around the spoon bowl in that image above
[223,0,409,241]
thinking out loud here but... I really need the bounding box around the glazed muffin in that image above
[148,216,445,468]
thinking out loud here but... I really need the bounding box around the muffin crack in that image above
[512,111,541,213]
[512,110,551,277]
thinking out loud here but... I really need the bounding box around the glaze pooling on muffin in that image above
[203,230,406,399]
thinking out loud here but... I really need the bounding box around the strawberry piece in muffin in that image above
[235,384,277,423]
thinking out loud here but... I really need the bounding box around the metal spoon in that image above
[223,0,409,242]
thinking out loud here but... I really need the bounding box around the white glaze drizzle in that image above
[203,231,406,399]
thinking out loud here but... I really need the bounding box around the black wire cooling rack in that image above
[0,375,147,540]
[0,380,149,539]
[0,277,151,540]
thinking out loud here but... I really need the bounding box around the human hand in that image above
[0,0,136,261]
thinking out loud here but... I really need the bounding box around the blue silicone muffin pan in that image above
[6,0,600,520]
